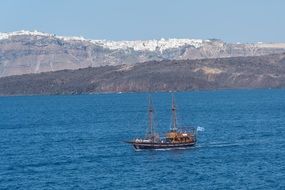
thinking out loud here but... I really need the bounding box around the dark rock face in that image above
[1,53,285,95]
[1,31,285,77]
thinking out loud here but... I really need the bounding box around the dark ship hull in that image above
[128,141,196,150]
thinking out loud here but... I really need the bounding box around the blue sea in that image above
[0,89,285,189]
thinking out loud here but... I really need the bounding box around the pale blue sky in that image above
[0,0,284,42]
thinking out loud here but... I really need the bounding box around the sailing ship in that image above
[126,95,197,150]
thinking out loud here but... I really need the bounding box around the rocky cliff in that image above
[1,30,285,77]
[1,53,285,95]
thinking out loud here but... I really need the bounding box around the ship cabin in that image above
[165,129,195,143]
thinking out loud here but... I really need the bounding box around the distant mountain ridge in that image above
[1,30,285,77]
[1,53,285,96]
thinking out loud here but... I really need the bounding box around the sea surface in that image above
[0,89,285,189]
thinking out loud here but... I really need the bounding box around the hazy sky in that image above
[0,0,284,42]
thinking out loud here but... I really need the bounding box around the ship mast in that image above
[148,96,154,139]
[171,95,177,131]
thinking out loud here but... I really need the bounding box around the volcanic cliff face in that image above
[1,30,285,77]
[1,53,285,95]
